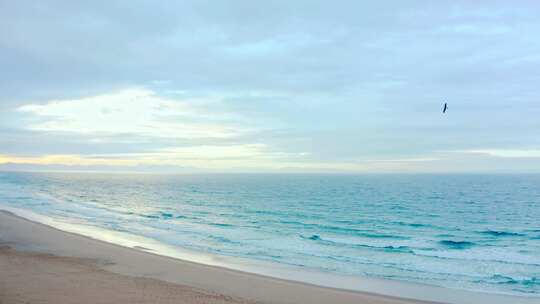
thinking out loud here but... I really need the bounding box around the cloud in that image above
[453,149,540,158]
[1,1,540,172]
[158,144,294,160]
[17,88,245,139]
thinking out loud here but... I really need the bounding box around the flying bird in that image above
[443,103,448,113]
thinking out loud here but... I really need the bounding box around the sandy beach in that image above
[1,209,538,304]
[0,210,439,304]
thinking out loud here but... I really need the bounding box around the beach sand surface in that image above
[0,210,443,304]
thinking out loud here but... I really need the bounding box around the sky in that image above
[1,1,539,173]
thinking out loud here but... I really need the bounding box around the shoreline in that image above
[0,208,538,304]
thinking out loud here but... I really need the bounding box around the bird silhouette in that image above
[443,103,448,113]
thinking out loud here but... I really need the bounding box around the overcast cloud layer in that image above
[1,1,540,172]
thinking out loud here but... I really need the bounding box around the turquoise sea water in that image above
[0,172,539,297]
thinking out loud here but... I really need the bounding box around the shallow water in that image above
[0,172,539,296]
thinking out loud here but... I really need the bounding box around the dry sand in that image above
[0,246,254,304]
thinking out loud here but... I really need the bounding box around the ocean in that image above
[0,172,539,297]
